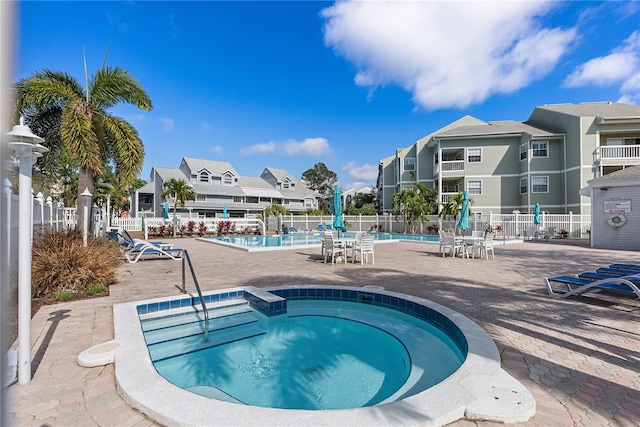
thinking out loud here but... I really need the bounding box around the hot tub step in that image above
[148,322,266,363]
[140,301,251,332]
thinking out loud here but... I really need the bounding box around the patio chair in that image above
[524,227,537,241]
[322,233,346,265]
[441,232,465,258]
[545,273,640,299]
[352,234,375,265]
[124,242,183,264]
[481,233,495,260]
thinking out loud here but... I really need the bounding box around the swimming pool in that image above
[114,285,535,426]
[202,232,439,251]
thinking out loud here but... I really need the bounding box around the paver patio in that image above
[6,238,640,426]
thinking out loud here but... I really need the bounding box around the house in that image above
[377,102,640,215]
[581,165,640,251]
[131,157,319,218]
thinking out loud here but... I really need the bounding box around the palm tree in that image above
[392,183,438,233]
[15,66,152,229]
[162,179,196,238]
[439,192,472,232]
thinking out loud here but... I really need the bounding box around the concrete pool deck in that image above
[7,238,640,426]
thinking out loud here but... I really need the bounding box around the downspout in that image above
[527,140,531,213]
[563,134,567,213]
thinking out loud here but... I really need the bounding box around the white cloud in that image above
[342,161,378,182]
[322,0,576,109]
[158,117,174,132]
[209,145,223,156]
[564,31,640,103]
[240,137,331,156]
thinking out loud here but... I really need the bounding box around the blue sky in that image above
[16,1,640,190]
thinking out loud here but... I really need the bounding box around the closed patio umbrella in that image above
[163,202,169,220]
[332,187,344,234]
[456,191,471,234]
[533,203,541,225]
[223,204,228,219]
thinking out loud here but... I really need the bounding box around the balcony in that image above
[593,145,640,165]
[434,160,465,177]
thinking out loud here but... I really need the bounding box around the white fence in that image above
[268,212,591,239]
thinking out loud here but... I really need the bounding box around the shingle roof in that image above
[182,157,238,176]
[435,120,557,138]
[590,165,640,182]
[535,102,640,119]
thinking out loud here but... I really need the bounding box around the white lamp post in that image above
[81,188,93,246]
[7,117,48,385]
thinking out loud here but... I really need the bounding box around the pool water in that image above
[142,299,464,410]
[208,232,438,249]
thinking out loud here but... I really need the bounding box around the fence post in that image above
[46,196,53,231]
[569,211,573,238]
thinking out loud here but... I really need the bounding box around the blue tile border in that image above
[136,287,468,355]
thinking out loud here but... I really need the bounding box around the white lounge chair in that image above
[124,242,183,264]
[545,273,640,299]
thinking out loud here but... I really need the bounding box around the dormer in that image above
[198,168,212,184]
[279,177,295,190]
[222,170,238,186]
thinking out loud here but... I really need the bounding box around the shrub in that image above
[31,229,121,300]
[198,221,208,236]
[187,221,196,235]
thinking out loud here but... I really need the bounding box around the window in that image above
[282,178,291,189]
[223,173,233,185]
[520,177,527,194]
[199,171,209,183]
[196,194,206,202]
[467,180,482,195]
[233,196,243,203]
[520,143,528,161]
[467,148,482,163]
[531,176,548,193]
[404,157,415,171]
[532,141,548,158]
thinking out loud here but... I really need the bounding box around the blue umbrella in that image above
[223,204,228,219]
[332,187,344,232]
[456,191,471,232]
[533,203,541,225]
[163,202,170,219]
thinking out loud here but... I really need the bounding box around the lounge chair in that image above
[289,227,299,233]
[325,224,333,231]
[124,242,183,264]
[545,272,640,299]
[317,224,325,232]
[609,263,640,272]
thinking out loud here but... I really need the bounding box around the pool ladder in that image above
[177,250,210,342]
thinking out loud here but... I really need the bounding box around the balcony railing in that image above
[434,160,465,176]
[593,145,640,163]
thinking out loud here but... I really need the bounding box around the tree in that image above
[392,184,438,233]
[345,193,377,215]
[162,179,196,238]
[262,203,289,232]
[15,65,152,230]
[301,162,337,212]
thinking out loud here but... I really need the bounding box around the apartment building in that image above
[131,157,319,218]
[377,102,640,215]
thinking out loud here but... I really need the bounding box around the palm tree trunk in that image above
[77,167,95,232]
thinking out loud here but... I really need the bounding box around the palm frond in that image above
[61,100,102,174]
[16,69,84,111]
[102,115,144,187]
[90,67,152,111]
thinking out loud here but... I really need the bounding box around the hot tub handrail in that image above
[179,250,209,341]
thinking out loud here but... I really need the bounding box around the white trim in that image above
[466,147,482,163]
[531,141,549,158]
[466,179,482,195]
